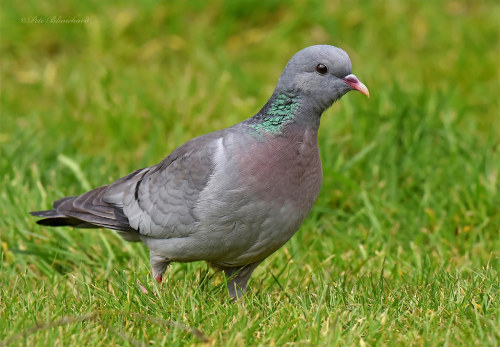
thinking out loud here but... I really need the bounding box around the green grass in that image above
[1,0,499,345]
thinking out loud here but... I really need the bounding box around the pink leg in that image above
[150,253,169,282]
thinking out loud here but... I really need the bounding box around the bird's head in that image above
[275,45,369,113]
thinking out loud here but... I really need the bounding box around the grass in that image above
[1,0,499,345]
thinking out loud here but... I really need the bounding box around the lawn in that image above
[1,0,499,345]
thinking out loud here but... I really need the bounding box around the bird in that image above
[31,45,369,300]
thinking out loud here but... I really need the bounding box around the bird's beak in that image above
[342,74,370,97]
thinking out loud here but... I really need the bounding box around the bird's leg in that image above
[150,252,170,282]
[222,261,262,300]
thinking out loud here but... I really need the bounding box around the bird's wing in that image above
[103,130,224,238]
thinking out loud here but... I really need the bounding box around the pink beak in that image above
[342,74,370,97]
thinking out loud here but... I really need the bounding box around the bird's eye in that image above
[315,63,328,75]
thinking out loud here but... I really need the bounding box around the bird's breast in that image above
[237,127,322,211]
[190,127,323,265]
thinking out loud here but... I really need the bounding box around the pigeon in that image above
[31,45,369,299]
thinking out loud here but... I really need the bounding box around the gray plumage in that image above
[31,45,369,299]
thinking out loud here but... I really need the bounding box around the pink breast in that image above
[238,128,322,210]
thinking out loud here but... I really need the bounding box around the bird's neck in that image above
[248,90,320,135]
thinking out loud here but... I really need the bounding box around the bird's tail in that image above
[30,205,99,228]
[30,186,132,232]
[30,168,150,244]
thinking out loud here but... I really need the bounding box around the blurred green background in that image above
[1,0,499,345]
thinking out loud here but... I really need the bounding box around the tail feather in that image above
[30,168,149,241]
[30,209,96,227]
[30,209,65,218]
[31,185,134,232]
[35,215,97,228]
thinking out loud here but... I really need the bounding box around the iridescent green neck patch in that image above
[249,91,301,134]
